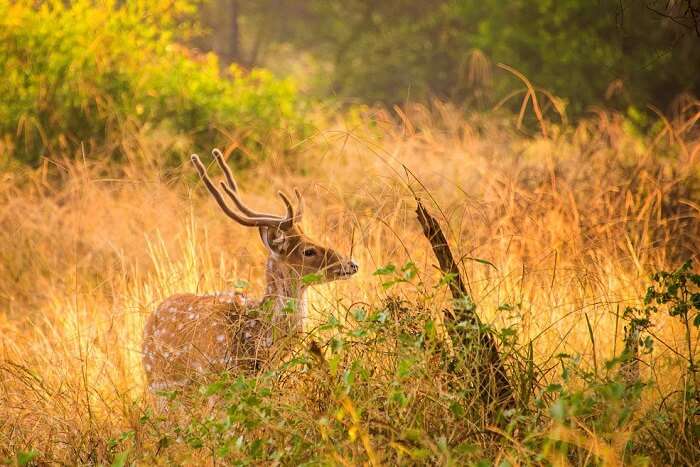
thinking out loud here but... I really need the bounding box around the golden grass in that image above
[0,102,698,464]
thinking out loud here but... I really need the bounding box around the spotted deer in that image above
[142,149,358,394]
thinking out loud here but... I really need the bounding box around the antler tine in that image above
[212,148,238,192]
[191,154,287,228]
[212,148,286,221]
[219,181,293,228]
[277,191,296,230]
[294,188,304,220]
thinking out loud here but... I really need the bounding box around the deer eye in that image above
[303,247,317,257]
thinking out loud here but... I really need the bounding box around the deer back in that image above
[142,292,275,392]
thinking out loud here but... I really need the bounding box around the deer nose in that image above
[348,260,359,274]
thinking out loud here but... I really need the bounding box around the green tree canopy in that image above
[227,0,700,113]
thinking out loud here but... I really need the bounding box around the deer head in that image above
[190,149,358,285]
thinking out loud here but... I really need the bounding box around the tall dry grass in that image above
[0,102,699,464]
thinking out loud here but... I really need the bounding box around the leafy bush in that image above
[0,0,308,165]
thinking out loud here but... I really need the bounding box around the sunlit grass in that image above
[1,102,698,464]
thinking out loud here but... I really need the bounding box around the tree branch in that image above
[415,198,514,408]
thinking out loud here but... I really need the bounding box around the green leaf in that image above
[330,337,344,353]
[437,272,457,287]
[424,320,436,339]
[691,293,700,310]
[550,399,567,423]
[155,389,178,401]
[16,451,39,467]
[188,436,204,449]
[282,299,297,314]
[301,273,323,285]
[449,401,465,417]
[453,441,479,455]
[670,303,689,317]
[454,295,476,312]
[401,261,417,280]
[350,328,368,338]
[373,264,396,275]
[391,390,408,406]
[693,313,700,327]
[216,445,230,458]
[319,314,340,330]
[463,256,498,270]
[690,274,700,287]
[352,308,367,321]
[397,358,415,379]
[408,448,430,460]
[111,450,129,467]
[249,439,264,458]
[372,310,389,324]
[138,409,152,424]
[201,380,227,396]
[343,367,355,388]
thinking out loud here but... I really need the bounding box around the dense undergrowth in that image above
[0,99,699,464]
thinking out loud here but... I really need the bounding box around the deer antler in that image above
[211,148,303,223]
[191,152,297,230]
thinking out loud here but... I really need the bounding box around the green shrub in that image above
[0,0,308,165]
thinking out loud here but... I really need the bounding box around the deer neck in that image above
[264,256,307,336]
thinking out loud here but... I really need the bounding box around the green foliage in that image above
[0,0,308,165]
[16,450,39,467]
[644,260,700,407]
[626,259,700,380]
[373,261,418,289]
[544,353,645,428]
[617,260,700,463]
[110,450,129,467]
[645,260,700,324]
[260,0,699,113]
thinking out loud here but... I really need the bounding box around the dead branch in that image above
[415,198,515,408]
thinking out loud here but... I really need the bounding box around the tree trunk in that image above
[197,0,240,65]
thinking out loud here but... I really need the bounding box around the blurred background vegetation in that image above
[225,0,700,110]
[1,0,699,165]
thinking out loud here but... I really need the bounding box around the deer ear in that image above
[259,227,289,255]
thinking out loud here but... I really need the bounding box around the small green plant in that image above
[16,450,39,467]
[622,260,700,396]
[544,260,699,462]
[644,261,700,434]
